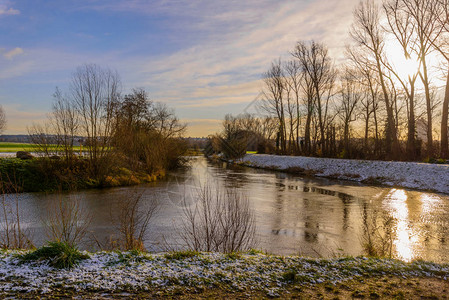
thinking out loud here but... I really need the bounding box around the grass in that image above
[0,142,38,153]
[164,250,200,260]
[0,251,447,298]
[19,241,89,269]
[0,142,82,153]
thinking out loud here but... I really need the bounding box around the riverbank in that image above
[0,250,447,298]
[236,154,449,194]
[0,157,164,193]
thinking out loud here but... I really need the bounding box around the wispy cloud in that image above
[122,0,358,105]
[0,0,19,16]
[0,0,361,136]
[3,47,23,59]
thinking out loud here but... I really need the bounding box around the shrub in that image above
[0,178,34,249]
[20,241,89,269]
[44,195,91,247]
[99,190,158,251]
[180,182,256,253]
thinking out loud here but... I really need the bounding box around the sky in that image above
[0,0,360,137]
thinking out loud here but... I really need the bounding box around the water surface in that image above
[2,156,449,262]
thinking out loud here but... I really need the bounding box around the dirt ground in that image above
[3,276,448,299]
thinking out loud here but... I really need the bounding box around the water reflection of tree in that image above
[360,204,396,258]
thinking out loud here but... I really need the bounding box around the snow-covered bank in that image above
[0,251,447,296]
[240,154,449,194]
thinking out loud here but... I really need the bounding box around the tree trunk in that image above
[421,59,433,157]
[406,83,416,160]
[440,70,449,158]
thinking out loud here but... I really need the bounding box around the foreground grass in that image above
[0,250,447,298]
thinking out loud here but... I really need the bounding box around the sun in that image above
[385,40,421,80]
[384,35,444,87]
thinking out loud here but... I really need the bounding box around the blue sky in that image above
[0,0,359,136]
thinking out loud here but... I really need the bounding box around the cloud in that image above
[1,0,362,136]
[0,7,19,15]
[123,0,359,102]
[0,0,19,16]
[3,47,23,59]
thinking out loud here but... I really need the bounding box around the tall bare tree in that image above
[351,0,401,159]
[388,0,442,156]
[430,0,449,158]
[292,40,336,156]
[284,60,303,153]
[50,88,79,165]
[262,59,287,153]
[346,46,381,155]
[383,0,423,159]
[70,64,121,176]
[338,68,364,157]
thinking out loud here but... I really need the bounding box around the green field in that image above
[0,142,82,153]
[0,142,38,152]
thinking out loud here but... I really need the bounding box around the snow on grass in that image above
[0,250,447,295]
[241,154,449,194]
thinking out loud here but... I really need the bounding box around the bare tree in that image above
[50,88,79,165]
[111,190,158,251]
[385,0,442,156]
[70,64,121,176]
[0,105,5,134]
[27,123,54,157]
[346,46,382,155]
[180,182,255,253]
[383,0,423,159]
[44,195,91,247]
[292,40,337,156]
[0,181,34,249]
[262,59,287,153]
[338,68,364,157]
[284,60,303,153]
[351,0,401,159]
[429,0,449,158]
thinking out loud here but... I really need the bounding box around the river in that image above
[2,156,449,262]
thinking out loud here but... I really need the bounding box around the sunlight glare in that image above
[385,189,417,262]
[385,41,420,80]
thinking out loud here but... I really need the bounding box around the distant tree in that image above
[0,105,6,134]
[113,88,187,172]
[346,47,381,156]
[70,64,121,177]
[338,68,364,157]
[262,59,287,153]
[50,87,79,165]
[292,40,337,156]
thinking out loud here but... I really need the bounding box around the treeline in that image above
[214,0,449,161]
[3,64,186,191]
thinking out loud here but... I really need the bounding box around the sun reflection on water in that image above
[385,189,417,262]
[420,194,442,215]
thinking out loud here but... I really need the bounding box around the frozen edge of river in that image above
[238,154,449,194]
[0,250,447,296]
